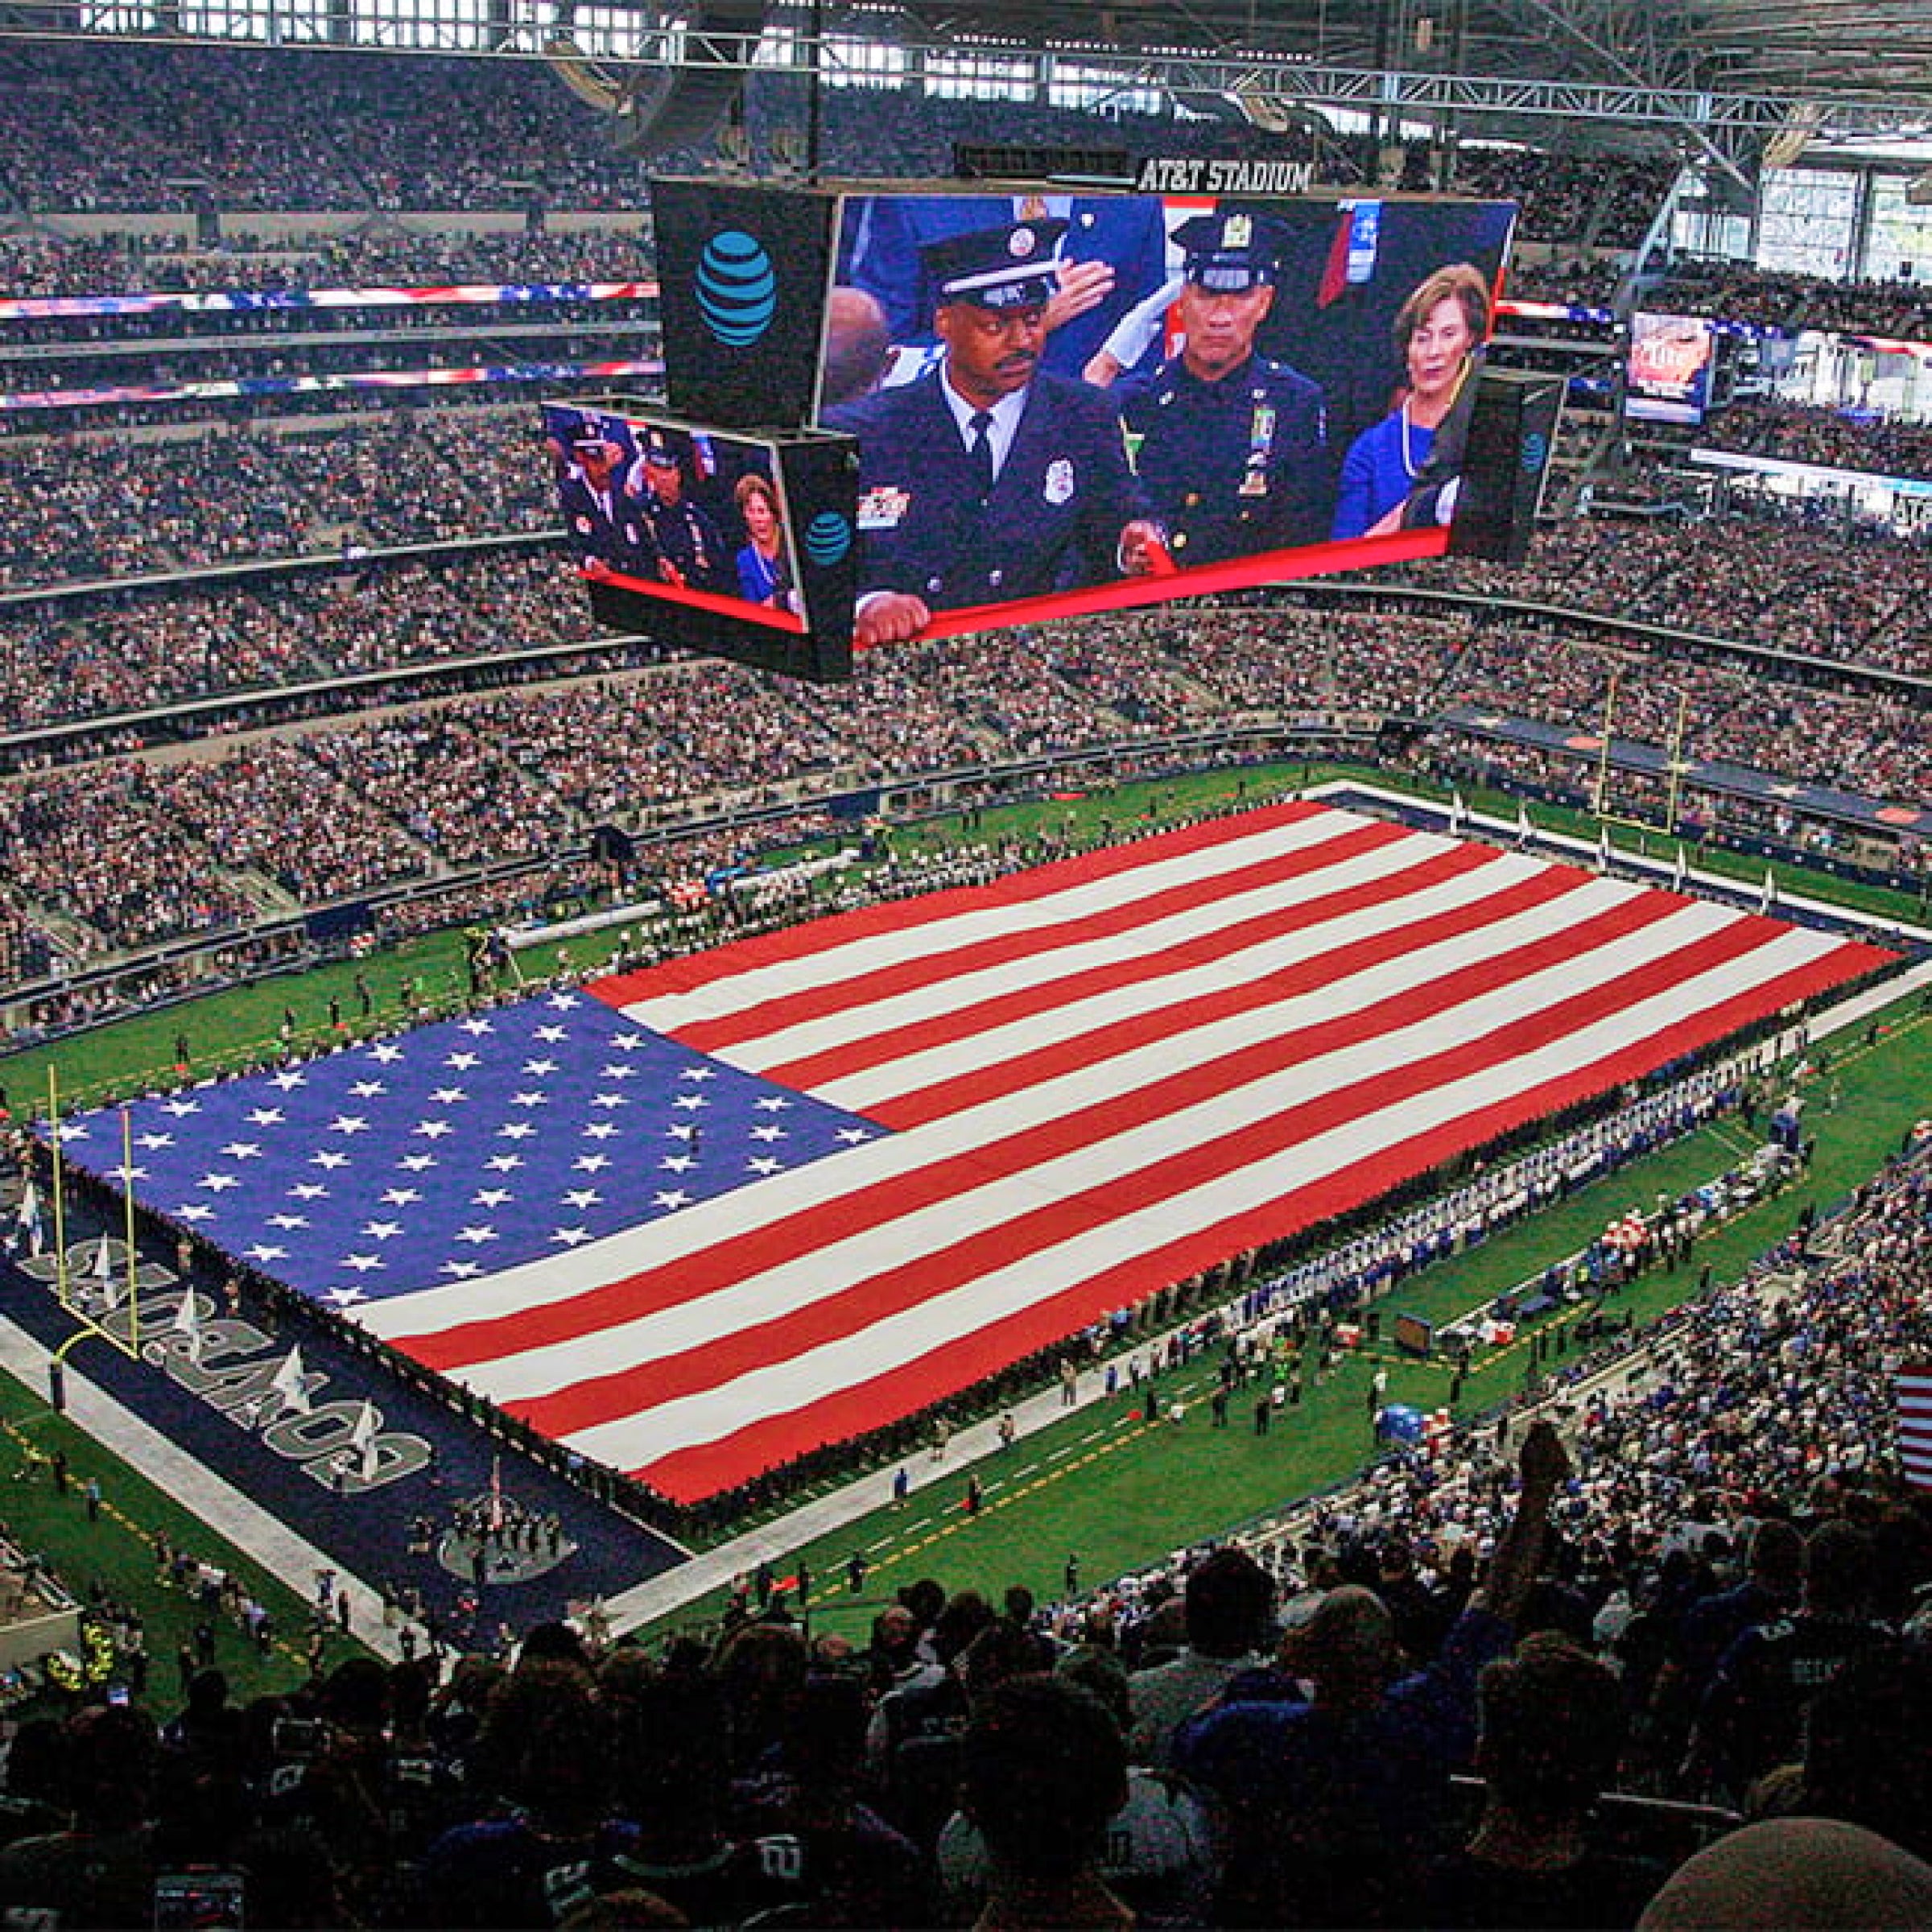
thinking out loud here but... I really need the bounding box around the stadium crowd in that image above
[1440,624,1932,803]
[0,226,656,302]
[1448,148,1672,251]
[1697,394,1932,481]
[3,564,1926,976]
[0,415,557,593]
[0,1129,1928,1927]
[1658,262,1932,344]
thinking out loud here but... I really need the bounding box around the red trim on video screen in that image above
[581,564,810,634]
[878,526,1451,649]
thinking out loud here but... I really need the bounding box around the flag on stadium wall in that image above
[1898,1365,1932,1490]
[52,803,1893,1503]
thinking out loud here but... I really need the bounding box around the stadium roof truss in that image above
[5,0,1931,155]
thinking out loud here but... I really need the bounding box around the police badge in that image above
[1044,458,1075,506]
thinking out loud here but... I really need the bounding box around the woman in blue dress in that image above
[734,471,800,614]
[1331,262,1492,541]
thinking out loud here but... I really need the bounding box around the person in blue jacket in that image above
[1331,260,1492,541]
[1108,210,1331,566]
[825,216,1162,647]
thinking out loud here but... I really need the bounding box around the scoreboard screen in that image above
[543,399,857,682]
[565,181,1560,678]
[1625,312,1718,426]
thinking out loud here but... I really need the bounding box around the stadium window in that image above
[822,34,907,89]
[1755,166,1862,279]
[77,3,156,31]
[1045,61,1164,118]
[924,48,1036,102]
[353,0,488,50]
[179,0,328,39]
[1864,173,1932,283]
[752,23,798,69]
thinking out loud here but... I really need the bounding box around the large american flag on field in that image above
[61,803,1890,1501]
[1897,1365,1932,1491]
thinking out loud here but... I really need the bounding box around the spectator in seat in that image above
[1686,1519,1889,1803]
[1793,1639,1932,1864]
[943,1645,1212,1926]
[1174,1418,1571,1926]
[956,1673,1133,1932]
[1128,1545,1276,1767]
[1424,1632,1666,1928]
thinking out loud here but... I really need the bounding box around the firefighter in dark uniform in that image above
[824,217,1162,648]
[555,416,663,583]
[1114,212,1331,567]
[629,427,731,594]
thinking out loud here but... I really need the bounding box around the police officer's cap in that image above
[1174,211,1282,292]
[638,427,683,469]
[570,414,620,452]
[923,217,1067,312]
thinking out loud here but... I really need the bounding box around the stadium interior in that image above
[0,1,1930,1924]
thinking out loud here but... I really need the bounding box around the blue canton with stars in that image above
[54,991,886,1313]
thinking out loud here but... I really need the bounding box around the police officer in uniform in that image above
[555,416,662,583]
[1113,213,1331,567]
[824,217,1162,648]
[629,427,731,595]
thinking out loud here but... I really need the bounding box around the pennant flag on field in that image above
[270,1346,312,1417]
[1898,1364,1932,1490]
[50,804,1893,1502]
[170,1288,203,1364]
[350,1399,381,1481]
[92,1235,120,1310]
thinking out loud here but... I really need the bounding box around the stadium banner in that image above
[547,398,857,681]
[4,357,663,418]
[0,282,656,324]
[1625,312,1718,425]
